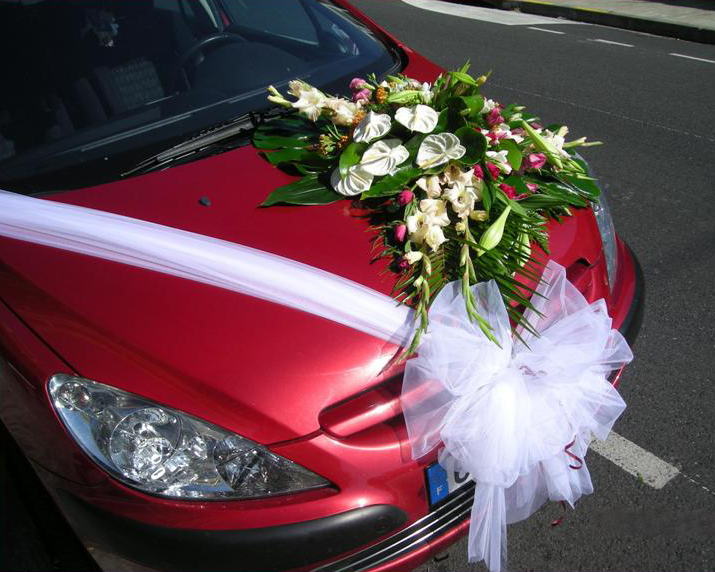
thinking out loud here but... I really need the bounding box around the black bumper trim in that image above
[618,244,645,347]
[56,491,406,571]
[312,482,475,572]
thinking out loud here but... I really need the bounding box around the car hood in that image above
[0,145,600,444]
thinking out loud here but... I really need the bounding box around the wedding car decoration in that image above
[257,64,603,353]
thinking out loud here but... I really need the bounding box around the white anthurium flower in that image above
[324,98,359,127]
[419,199,450,227]
[486,150,512,174]
[416,133,466,169]
[360,138,409,176]
[416,175,442,199]
[330,165,374,196]
[481,98,498,113]
[395,104,439,134]
[353,111,392,143]
[291,87,326,121]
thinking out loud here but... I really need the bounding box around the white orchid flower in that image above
[416,175,442,199]
[360,138,409,176]
[324,97,359,127]
[330,165,374,196]
[416,133,466,169]
[353,111,392,143]
[395,104,438,133]
[486,150,512,174]
[291,86,326,121]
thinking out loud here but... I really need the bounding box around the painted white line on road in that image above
[527,27,565,35]
[590,432,680,489]
[590,38,634,47]
[669,52,715,64]
[400,0,580,26]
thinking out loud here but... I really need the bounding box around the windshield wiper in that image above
[121,107,290,178]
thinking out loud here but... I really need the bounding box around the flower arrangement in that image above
[255,63,601,353]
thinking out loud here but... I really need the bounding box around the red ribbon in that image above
[551,501,568,527]
[564,437,584,470]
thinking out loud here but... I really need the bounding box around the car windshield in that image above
[0,0,399,193]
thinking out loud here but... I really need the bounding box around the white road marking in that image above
[590,432,680,489]
[400,0,579,26]
[669,52,715,64]
[528,27,565,35]
[590,38,634,47]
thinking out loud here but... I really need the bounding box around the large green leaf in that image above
[498,139,523,171]
[261,174,342,206]
[361,167,422,198]
[262,148,327,167]
[253,134,312,150]
[339,142,366,179]
[559,173,601,199]
[455,126,487,165]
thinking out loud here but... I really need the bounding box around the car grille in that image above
[312,481,475,572]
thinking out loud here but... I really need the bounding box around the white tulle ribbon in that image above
[402,262,632,571]
[0,189,631,572]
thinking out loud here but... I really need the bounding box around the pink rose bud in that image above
[397,258,410,271]
[486,162,501,180]
[487,108,503,128]
[350,77,367,90]
[499,183,517,199]
[397,189,414,206]
[526,182,539,192]
[524,153,547,170]
[473,164,485,180]
[511,127,525,137]
[394,224,407,242]
[353,89,371,103]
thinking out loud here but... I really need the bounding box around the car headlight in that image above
[592,189,618,291]
[48,374,330,499]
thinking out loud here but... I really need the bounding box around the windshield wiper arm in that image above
[121,107,290,178]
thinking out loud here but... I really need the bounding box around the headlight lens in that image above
[49,374,330,499]
[592,188,618,292]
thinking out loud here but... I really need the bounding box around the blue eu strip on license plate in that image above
[425,462,472,507]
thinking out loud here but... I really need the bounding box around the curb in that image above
[457,0,715,45]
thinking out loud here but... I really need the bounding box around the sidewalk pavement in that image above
[478,0,715,44]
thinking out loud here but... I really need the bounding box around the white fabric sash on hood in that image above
[0,189,632,571]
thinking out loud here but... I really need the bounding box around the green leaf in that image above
[361,166,422,198]
[459,95,485,119]
[454,126,487,165]
[494,187,528,217]
[262,148,327,166]
[559,173,601,198]
[339,142,366,179]
[450,71,477,87]
[253,135,312,150]
[261,174,342,206]
[498,139,523,171]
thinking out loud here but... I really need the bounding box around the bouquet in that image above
[255,63,601,353]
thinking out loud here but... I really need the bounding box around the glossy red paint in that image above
[0,2,641,571]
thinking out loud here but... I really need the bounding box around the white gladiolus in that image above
[360,139,409,176]
[418,199,450,227]
[444,185,477,219]
[330,165,374,196]
[353,111,392,143]
[324,98,360,127]
[416,175,442,198]
[416,133,466,169]
[486,150,512,174]
[404,251,423,264]
[395,104,438,133]
[291,86,326,121]
[406,199,450,252]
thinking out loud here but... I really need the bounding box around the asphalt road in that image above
[348,0,715,570]
[3,3,715,572]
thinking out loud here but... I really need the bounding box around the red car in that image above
[0,1,643,571]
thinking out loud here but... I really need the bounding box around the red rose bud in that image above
[350,77,367,90]
[526,183,539,192]
[486,162,501,180]
[397,258,410,270]
[397,189,414,206]
[473,164,485,180]
[524,153,547,170]
[394,224,407,242]
[487,108,503,128]
[487,131,506,144]
[499,183,517,199]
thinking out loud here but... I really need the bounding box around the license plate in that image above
[425,462,472,507]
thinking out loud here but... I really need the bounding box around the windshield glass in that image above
[0,0,399,192]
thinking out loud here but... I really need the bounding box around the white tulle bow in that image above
[402,261,632,571]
